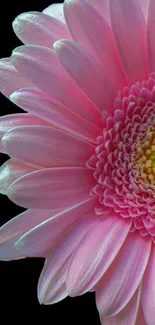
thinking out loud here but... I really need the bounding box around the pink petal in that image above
[38,211,96,304]
[141,245,155,324]
[147,0,155,73]
[11,45,101,125]
[136,304,147,325]
[0,58,32,97]
[64,0,126,89]
[0,209,58,261]
[39,259,68,304]
[96,232,151,317]
[138,0,149,21]
[100,286,141,325]
[0,113,53,154]
[109,0,147,84]
[54,40,116,113]
[88,0,110,24]
[13,11,70,47]
[0,241,24,261]
[7,167,95,210]
[15,199,96,257]
[10,88,101,144]
[2,125,95,168]
[43,3,65,24]
[0,158,37,194]
[66,214,131,296]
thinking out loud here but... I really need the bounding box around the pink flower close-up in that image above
[1,0,155,323]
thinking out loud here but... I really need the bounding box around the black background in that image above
[0,0,100,324]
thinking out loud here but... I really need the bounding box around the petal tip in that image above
[37,291,44,305]
[66,284,77,297]
[11,47,20,59]
[53,39,64,51]
[11,45,28,58]
[37,282,50,306]
[1,134,7,147]
[12,15,20,29]
[9,91,19,103]
[64,0,78,9]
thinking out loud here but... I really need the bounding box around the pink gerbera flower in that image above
[1,0,155,323]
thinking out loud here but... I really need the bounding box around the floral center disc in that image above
[87,73,155,241]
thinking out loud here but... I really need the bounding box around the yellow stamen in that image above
[145,160,152,168]
[142,156,147,162]
[131,127,155,185]
[144,141,150,149]
[146,149,151,156]
[148,174,154,181]
[151,145,155,151]
[142,173,147,179]
[147,132,153,142]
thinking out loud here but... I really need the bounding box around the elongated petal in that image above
[66,214,131,296]
[15,199,96,257]
[13,12,70,47]
[141,245,155,324]
[147,0,155,73]
[2,125,95,168]
[64,0,126,89]
[100,286,141,325]
[96,233,151,317]
[0,209,59,261]
[7,167,95,209]
[0,58,32,97]
[54,40,116,113]
[39,261,68,304]
[43,3,65,23]
[0,241,24,261]
[109,0,147,84]
[138,0,149,21]
[10,89,101,144]
[11,45,100,124]
[88,0,110,23]
[0,113,53,153]
[38,211,96,304]
[0,158,37,194]
[136,304,147,325]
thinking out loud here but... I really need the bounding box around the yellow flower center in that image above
[132,127,155,184]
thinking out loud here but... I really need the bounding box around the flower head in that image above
[0,0,155,323]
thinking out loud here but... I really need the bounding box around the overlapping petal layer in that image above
[7,167,95,209]
[96,233,151,317]
[13,11,70,47]
[2,125,95,167]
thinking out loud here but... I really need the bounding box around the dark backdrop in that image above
[0,0,100,324]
